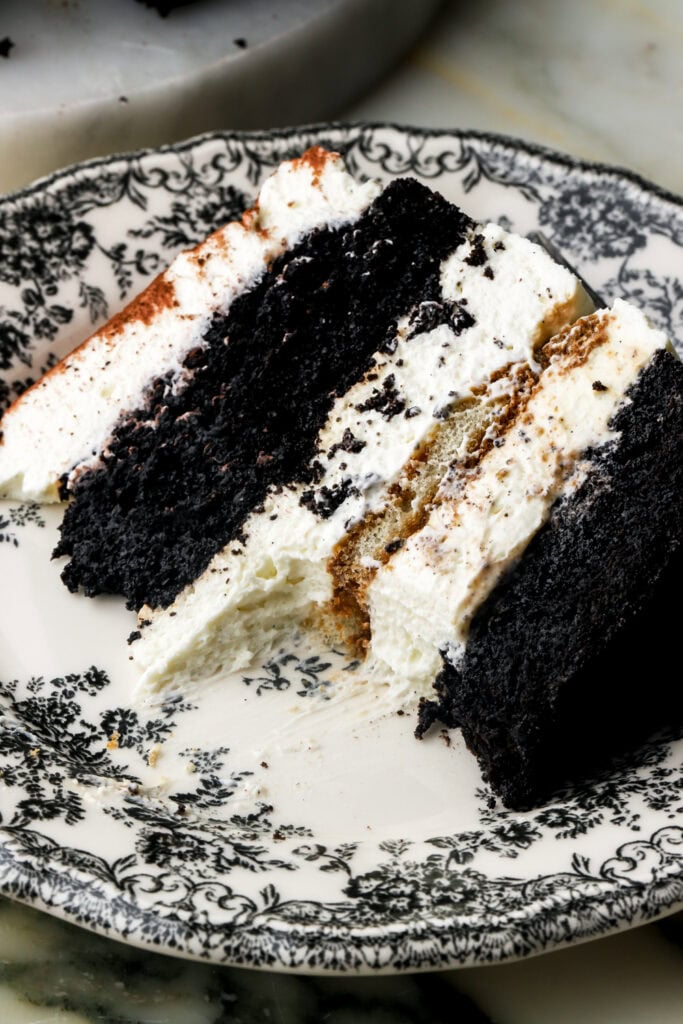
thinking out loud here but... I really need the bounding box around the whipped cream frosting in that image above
[368,299,671,690]
[0,151,380,501]
[133,226,589,694]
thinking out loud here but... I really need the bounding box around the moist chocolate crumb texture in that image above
[1,148,680,808]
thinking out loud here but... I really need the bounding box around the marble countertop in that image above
[0,897,682,1023]
[347,0,683,196]
[1,0,682,1020]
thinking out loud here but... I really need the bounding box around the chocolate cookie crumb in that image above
[464,233,488,267]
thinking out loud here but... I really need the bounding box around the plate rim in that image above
[3,119,682,213]
[1,121,682,974]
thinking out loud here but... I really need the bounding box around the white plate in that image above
[0,0,440,193]
[1,124,682,974]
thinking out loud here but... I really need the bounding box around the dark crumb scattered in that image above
[174,803,188,816]
[404,406,421,418]
[434,401,455,421]
[493,240,505,251]
[119,96,129,104]
[592,379,608,392]
[328,427,367,459]
[234,37,247,49]
[407,298,475,340]
[396,709,405,716]
[451,304,476,335]
[483,265,495,280]
[440,728,452,748]
[0,37,14,59]
[273,829,285,841]
[384,538,404,554]
[486,793,496,810]
[127,629,142,645]
[139,618,152,628]
[464,232,488,267]
[381,333,398,355]
[356,373,406,419]
[301,478,359,518]
[305,459,325,484]
[260,761,269,769]
[415,696,442,738]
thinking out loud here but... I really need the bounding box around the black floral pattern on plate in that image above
[538,180,650,261]
[0,124,682,971]
[0,154,249,400]
[0,503,45,548]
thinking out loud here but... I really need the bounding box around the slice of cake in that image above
[367,300,683,807]
[0,148,590,699]
[0,149,381,502]
[4,147,679,809]
[367,300,678,683]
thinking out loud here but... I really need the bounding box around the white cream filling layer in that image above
[0,153,380,501]
[133,228,589,695]
[367,299,670,691]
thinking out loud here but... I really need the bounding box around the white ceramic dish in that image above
[0,0,440,193]
[0,124,682,974]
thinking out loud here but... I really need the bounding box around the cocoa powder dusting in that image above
[296,146,337,187]
[101,274,177,341]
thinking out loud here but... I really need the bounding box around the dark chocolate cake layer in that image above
[54,179,471,610]
[418,348,683,809]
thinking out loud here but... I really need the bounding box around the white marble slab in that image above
[0,898,681,1023]
[347,0,683,196]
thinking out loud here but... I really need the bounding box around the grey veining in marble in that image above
[0,899,681,1024]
